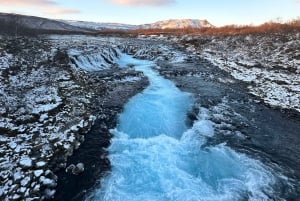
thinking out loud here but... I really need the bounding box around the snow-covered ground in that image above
[146,33,300,113]
[0,36,100,200]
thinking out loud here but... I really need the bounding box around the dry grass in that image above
[128,19,300,36]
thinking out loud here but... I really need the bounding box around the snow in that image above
[39,113,48,122]
[13,171,22,182]
[2,32,296,200]
[141,19,213,29]
[19,157,32,168]
[177,33,300,112]
[9,142,17,149]
[61,19,213,31]
[39,176,56,187]
[34,170,44,177]
[0,36,99,200]
[32,103,61,114]
[0,52,13,70]
[36,161,46,168]
[61,20,138,30]
[21,176,31,187]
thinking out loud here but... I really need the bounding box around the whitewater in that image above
[87,54,278,201]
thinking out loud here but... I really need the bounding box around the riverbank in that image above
[158,58,300,200]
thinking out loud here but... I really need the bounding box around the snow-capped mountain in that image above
[60,20,138,30]
[61,19,214,30]
[141,19,214,29]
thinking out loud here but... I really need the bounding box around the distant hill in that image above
[60,20,138,30]
[0,13,88,35]
[141,19,214,29]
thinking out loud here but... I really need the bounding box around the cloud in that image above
[0,0,56,7]
[0,0,80,15]
[42,8,80,15]
[108,0,176,6]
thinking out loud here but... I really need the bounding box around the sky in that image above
[0,0,299,26]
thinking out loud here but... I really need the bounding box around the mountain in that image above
[61,19,214,30]
[0,13,88,34]
[0,13,214,35]
[141,19,214,29]
[60,20,138,30]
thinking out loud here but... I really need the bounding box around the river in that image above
[86,54,281,201]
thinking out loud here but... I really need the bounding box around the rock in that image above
[33,170,43,178]
[20,176,31,187]
[65,163,84,175]
[44,188,56,199]
[9,141,17,149]
[39,176,56,188]
[11,193,21,200]
[73,163,85,175]
[9,184,19,193]
[35,161,46,168]
[19,186,27,193]
[53,50,69,64]
[33,184,40,192]
[39,113,48,122]
[65,164,75,173]
[45,170,57,181]
[19,157,32,168]
[13,171,22,182]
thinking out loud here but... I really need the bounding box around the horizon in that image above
[0,0,299,26]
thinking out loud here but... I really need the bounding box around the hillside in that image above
[60,20,138,30]
[0,13,88,35]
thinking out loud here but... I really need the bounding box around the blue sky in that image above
[0,0,299,26]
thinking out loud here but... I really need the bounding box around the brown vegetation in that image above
[129,19,300,36]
